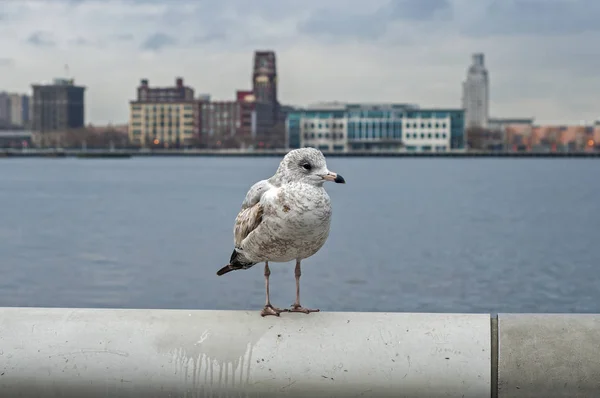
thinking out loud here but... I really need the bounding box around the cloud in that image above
[0,0,597,126]
[298,9,388,41]
[193,32,227,44]
[461,0,600,37]
[115,33,134,41]
[140,33,177,51]
[384,0,452,21]
[0,58,14,67]
[26,31,56,47]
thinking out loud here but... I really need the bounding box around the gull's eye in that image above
[302,163,312,171]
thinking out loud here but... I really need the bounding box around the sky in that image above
[0,0,598,125]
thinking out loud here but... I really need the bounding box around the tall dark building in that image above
[252,51,277,104]
[31,78,85,132]
[252,51,279,135]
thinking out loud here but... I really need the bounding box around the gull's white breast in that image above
[248,182,332,263]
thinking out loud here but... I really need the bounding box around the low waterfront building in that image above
[128,78,196,148]
[196,91,257,148]
[291,102,348,152]
[0,130,32,148]
[287,103,465,152]
[401,108,465,152]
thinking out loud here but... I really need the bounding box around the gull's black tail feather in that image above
[216,249,256,276]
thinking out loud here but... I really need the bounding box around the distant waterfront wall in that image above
[1,148,600,158]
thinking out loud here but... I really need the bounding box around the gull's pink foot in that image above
[261,304,287,317]
[288,304,320,314]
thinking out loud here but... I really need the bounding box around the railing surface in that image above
[0,308,599,397]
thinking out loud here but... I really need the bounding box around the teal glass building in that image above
[286,103,465,152]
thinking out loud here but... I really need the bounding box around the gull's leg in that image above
[261,262,286,317]
[288,259,320,314]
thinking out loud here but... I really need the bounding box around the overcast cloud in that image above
[0,0,597,124]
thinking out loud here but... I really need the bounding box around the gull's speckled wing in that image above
[234,179,274,248]
[234,203,264,248]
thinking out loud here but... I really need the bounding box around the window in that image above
[325,133,330,139]
[420,133,424,139]
[435,133,439,138]
[428,133,432,138]
[318,133,323,138]
[442,133,447,138]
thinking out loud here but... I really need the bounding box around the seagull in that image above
[216,148,345,317]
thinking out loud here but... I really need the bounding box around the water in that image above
[0,157,599,314]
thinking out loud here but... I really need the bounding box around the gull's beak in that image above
[322,171,346,184]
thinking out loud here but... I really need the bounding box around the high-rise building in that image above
[252,51,277,105]
[31,78,85,132]
[128,78,196,147]
[9,94,30,127]
[462,53,489,129]
[0,93,31,128]
[0,92,10,128]
[252,51,279,134]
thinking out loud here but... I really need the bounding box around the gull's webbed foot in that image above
[288,304,320,314]
[261,304,287,317]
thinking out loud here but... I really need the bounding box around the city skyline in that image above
[0,0,599,125]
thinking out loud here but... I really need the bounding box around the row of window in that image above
[130,129,194,136]
[299,120,449,130]
[405,133,448,140]
[131,113,194,119]
[304,144,346,151]
[131,105,194,111]
[303,122,345,129]
[344,111,454,119]
[405,145,448,151]
[296,132,449,141]
[303,133,344,140]
[406,122,447,129]
[131,121,194,127]
[347,124,402,140]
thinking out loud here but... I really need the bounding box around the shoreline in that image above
[1,149,599,158]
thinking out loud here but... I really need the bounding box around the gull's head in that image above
[276,148,346,186]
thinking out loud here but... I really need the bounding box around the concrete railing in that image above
[0,308,599,397]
